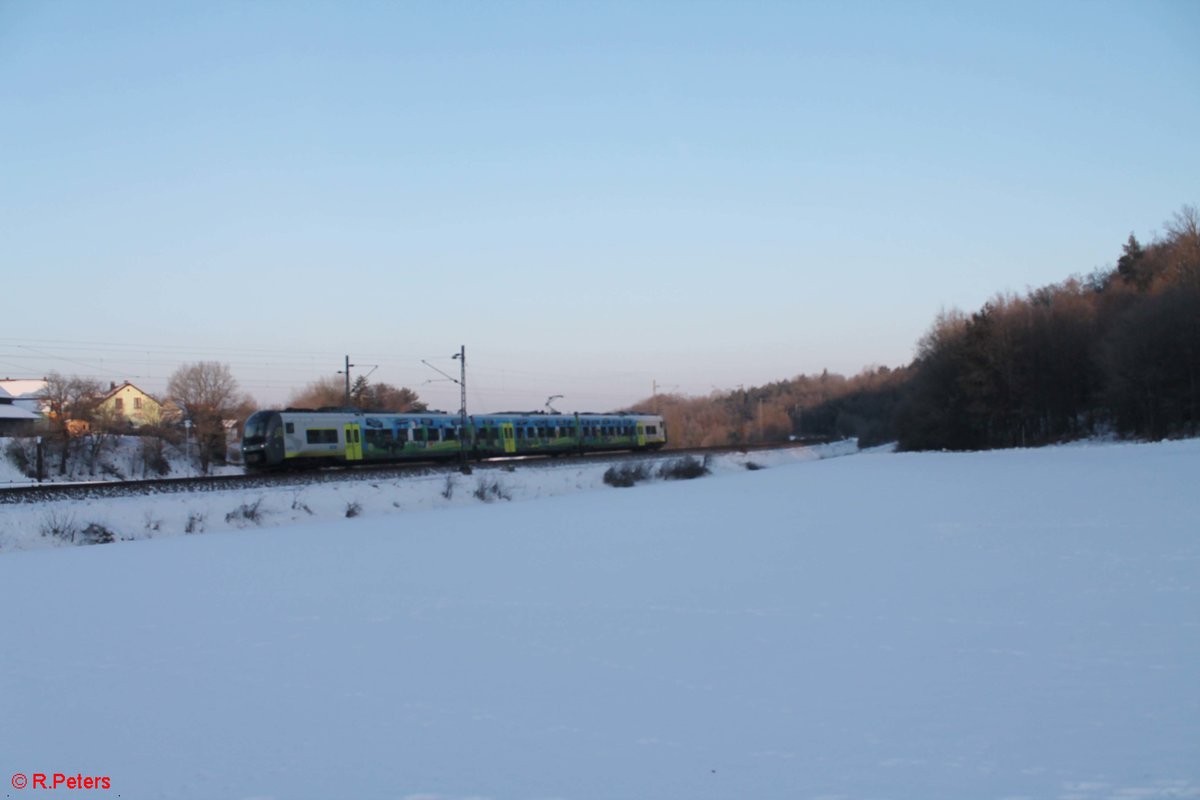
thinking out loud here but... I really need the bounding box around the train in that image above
[241,408,667,469]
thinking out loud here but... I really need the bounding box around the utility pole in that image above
[422,347,468,471]
[451,345,467,472]
[651,380,677,413]
[338,355,355,407]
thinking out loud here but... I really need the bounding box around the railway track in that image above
[0,439,842,505]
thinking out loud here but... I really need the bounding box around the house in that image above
[0,385,41,436]
[96,381,164,427]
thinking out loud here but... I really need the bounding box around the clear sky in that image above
[2,1,1197,413]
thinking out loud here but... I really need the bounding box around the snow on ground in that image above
[1,439,1197,800]
[0,443,855,552]
[0,434,243,487]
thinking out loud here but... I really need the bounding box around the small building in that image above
[0,385,41,436]
[96,381,164,427]
[0,378,49,417]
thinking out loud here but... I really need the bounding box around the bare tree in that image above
[287,375,346,409]
[167,362,243,474]
[288,375,427,412]
[1165,204,1200,284]
[83,402,125,476]
[355,380,427,412]
[38,372,102,475]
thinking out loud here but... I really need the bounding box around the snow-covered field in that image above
[0,445,853,552]
[1,439,1197,800]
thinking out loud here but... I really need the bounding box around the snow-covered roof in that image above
[0,403,40,420]
[0,378,47,399]
[0,385,11,400]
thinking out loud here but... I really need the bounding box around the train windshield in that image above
[243,412,271,442]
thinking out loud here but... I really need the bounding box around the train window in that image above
[647,426,657,435]
[286,423,294,434]
[306,429,338,444]
[445,428,458,441]
[413,429,426,442]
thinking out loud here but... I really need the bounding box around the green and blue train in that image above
[241,409,667,469]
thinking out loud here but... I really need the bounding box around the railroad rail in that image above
[0,439,843,505]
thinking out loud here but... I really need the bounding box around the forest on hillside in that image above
[632,206,1200,451]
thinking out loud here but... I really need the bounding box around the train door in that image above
[344,423,363,461]
[501,422,516,454]
[636,422,646,448]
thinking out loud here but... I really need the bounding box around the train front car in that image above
[242,410,285,469]
[634,414,667,449]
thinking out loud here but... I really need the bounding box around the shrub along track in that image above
[0,439,842,506]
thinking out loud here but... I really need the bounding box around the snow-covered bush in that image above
[5,438,36,478]
[603,463,650,488]
[39,510,78,542]
[225,498,265,525]
[472,478,511,502]
[657,455,710,481]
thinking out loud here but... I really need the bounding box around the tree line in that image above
[631,206,1200,451]
[895,206,1200,449]
[631,367,911,450]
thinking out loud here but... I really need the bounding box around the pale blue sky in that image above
[2,1,1197,412]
